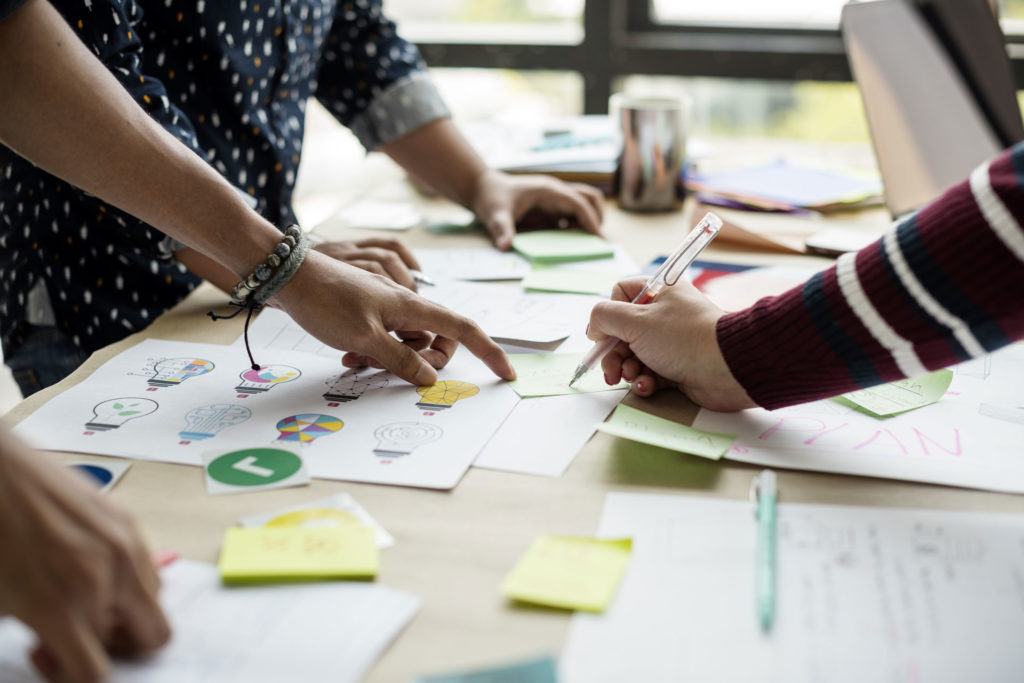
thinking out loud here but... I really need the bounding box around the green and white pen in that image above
[751,469,778,632]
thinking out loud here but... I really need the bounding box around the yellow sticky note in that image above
[218,525,378,583]
[501,535,632,612]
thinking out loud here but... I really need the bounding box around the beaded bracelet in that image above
[210,224,311,371]
[230,224,304,303]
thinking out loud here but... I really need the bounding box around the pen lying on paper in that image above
[567,212,722,388]
[752,469,777,633]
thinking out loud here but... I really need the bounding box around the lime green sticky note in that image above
[501,535,632,612]
[596,404,734,459]
[512,230,615,263]
[522,268,620,295]
[508,353,628,398]
[835,369,954,418]
[218,525,378,583]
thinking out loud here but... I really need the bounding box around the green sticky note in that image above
[522,268,620,295]
[414,656,557,683]
[507,353,628,398]
[425,220,483,234]
[218,525,378,583]
[835,369,954,417]
[501,535,632,612]
[596,403,734,459]
[512,230,615,263]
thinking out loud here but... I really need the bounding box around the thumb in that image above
[483,208,516,251]
[365,333,439,386]
[588,300,644,344]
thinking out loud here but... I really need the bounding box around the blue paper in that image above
[413,655,557,683]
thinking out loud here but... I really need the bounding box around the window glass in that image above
[384,0,583,44]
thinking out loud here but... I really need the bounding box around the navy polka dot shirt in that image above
[0,0,448,358]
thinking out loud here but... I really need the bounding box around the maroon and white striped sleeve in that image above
[716,142,1024,410]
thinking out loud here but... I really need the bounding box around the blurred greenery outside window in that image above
[383,1,1023,144]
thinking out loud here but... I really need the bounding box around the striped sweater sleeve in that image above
[717,141,1024,410]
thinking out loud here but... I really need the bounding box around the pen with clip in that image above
[567,212,723,388]
[751,469,777,633]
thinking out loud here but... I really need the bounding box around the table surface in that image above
[6,163,1024,682]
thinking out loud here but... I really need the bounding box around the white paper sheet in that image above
[473,391,624,477]
[0,560,419,683]
[412,248,532,281]
[561,493,1024,683]
[693,346,1024,493]
[420,279,600,344]
[14,338,519,490]
[238,492,395,548]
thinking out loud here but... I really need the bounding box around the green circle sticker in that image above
[206,448,303,487]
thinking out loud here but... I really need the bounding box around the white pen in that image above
[567,212,723,388]
[410,269,436,286]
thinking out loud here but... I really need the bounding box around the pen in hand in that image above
[568,212,723,388]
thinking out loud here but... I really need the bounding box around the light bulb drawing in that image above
[275,414,344,444]
[178,403,252,443]
[373,422,443,458]
[84,398,158,433]
[415,380,479,414]
[146,357,214,389]
[323,369,390,405]
[235,364,301,396]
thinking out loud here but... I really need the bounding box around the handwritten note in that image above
[218,525,378,583]
[507,354,629,398]
[522,268,620,295]
[501,535,632,612]
[835,369,953,417]
[596,404,734,459]
[512,230,615,263]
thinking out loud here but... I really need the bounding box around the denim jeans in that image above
[4,326,88,398]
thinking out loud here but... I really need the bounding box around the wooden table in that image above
[6,172,1024,682]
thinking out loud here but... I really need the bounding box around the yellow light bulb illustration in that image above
[415,380,479,412]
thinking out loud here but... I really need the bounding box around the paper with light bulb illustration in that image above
[238,492,395,548]
[14,338,519,489]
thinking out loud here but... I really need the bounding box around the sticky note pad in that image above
[218,525,378,583]
[596,404,734,459]
[835,369,953,417]
[414,655,558,683]
[501,535,632,612]
[522,268,620,295]
[507,353,628,398]
[512,230,615,263]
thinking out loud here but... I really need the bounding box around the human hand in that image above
[586,276,756,411]
[0,435,170,683]
[470,169,605,251]
[275,250,515,384]
[313,237,421,291]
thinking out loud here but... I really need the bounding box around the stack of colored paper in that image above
[218,525,378,583]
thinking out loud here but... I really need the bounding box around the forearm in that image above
[380,117,490,209]
[719,143,1024,409]
[0,0,279,279]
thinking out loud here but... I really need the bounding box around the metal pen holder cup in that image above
[610,94,688,212]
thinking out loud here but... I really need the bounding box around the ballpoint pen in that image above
[751,469,777,633]
[567,211,723,388]
[410,269,436,286]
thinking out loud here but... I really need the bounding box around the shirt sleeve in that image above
[314,0,450,150]
[51,0,207,258]
[716,141,1024,410]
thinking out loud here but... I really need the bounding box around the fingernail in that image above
[414,365,436,386]
[604,373,611,385]
[636,381,647,393]
[585,323,590,335]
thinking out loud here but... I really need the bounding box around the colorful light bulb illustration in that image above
[179,403,252,442]
[275,414,344,444]
[85,397,158,432]
[323,369,390,404]
[147,357,214,388]
[235,364,301,395]
[415,380,479,413]
[373,422,443,458]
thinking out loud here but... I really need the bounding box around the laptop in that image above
[842,0,1024,218]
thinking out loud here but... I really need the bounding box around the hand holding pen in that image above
[570,212,723,388]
